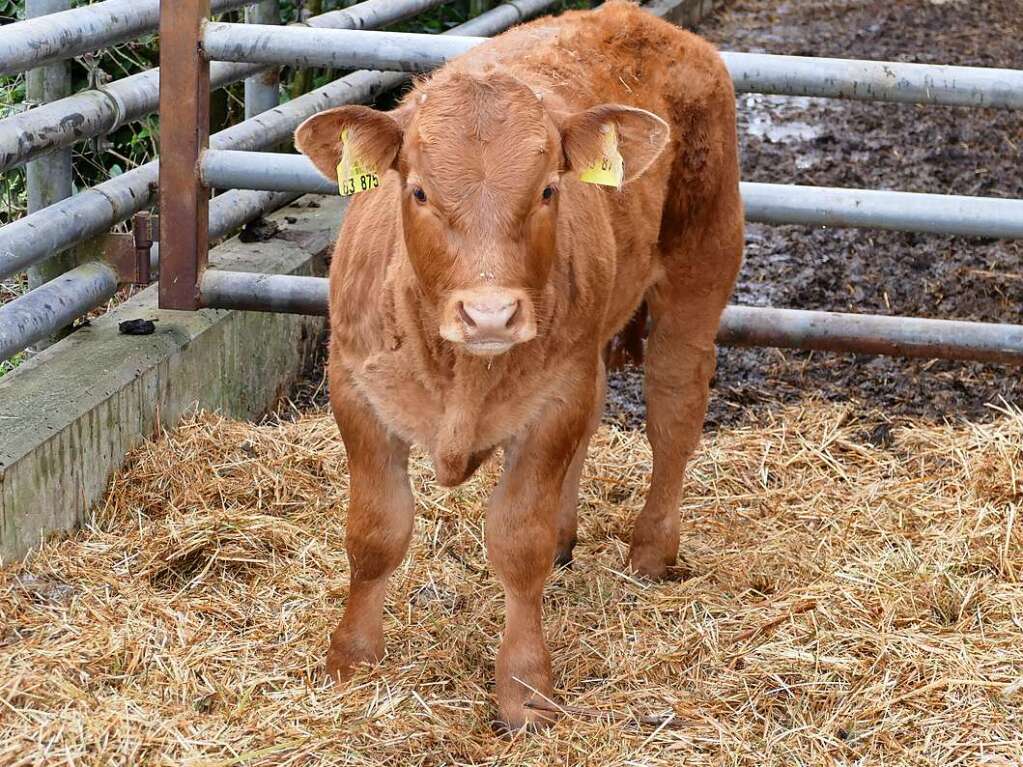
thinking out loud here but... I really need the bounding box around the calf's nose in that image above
[458,295,520,333]
[439,288,536,354]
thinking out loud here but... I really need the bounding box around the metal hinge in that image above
[103,212,158,285]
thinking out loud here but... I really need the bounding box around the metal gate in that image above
[1,0,1022,365]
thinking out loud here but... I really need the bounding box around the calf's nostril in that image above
[457,301,477,328]
[504,300,521,329]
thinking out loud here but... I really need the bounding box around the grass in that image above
[1,399,1021,764]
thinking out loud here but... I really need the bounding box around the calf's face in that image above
[296,73,668,357]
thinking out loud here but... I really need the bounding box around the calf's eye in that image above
[412,186,427,204]
[541,185,556,202]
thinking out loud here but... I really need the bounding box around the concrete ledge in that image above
[0,196,344,562]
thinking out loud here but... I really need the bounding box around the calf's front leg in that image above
[486,381,593,730]
[326,382,414,682]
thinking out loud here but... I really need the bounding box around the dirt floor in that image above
[693,0,1023,430]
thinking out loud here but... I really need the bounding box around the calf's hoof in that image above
[494,694,561,735]
[553,539,576,569]
[627,542,675,581]
[324,635,382,684]
[496,648,557,734]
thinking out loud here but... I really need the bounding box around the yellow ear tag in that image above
[336,129,381,197]
[579,123,624,188]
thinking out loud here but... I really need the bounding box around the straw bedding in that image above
[2,401,1022,765]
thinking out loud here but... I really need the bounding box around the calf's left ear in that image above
[294,105,404,182]
[561,105,670,186]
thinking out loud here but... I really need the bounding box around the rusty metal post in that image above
[159,0,210,310]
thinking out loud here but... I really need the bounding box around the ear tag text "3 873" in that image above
[579,123,624,189]
[337,129,381,197]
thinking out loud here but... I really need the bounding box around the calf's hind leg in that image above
[630,217,742,580]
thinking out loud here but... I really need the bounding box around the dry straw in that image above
[2,399,1022,765]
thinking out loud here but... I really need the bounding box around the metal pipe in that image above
[25,0,75,293]
[0,0,452,174]
[3,1,1022,174]
[0,72,382,284]
[742,182,1023,239]
[0,262,120,363]
[209,190,299,240]
[200,270,330,315]
[195,271,1023,365]
[204,23,481,72]
[25,0,76,351]
[0,188,300,363]
[244,1,281,118]
[202,150,338,193]
[718,306,1023,365]
[200,150,1023,241]
[0,0,556,283]
[451,0,553,33]
[0,0,252,78]
[720,51,1023,110]
[303,0,455,31]
[203,23,1023,110]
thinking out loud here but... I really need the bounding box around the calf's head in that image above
[296,72,669,357]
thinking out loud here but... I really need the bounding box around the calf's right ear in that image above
[294,105,404,182]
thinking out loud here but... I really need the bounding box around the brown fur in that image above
[295,1,743,730]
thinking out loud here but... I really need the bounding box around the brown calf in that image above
[295,0,743,730]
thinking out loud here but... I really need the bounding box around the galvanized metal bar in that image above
[0,0,451,174]
[200,270,330,314]
[718,306,1023,365]
[305,0,453,31]
[195,271,1023,365]
[159,0,211,310]
[0,189,300,363]
[25,0,75,284]
[244,1,281,118]
[0,0,559,283]
[0,0,252,78]
[2,3,1022,174]
[203,24,1023,110]
[742,183,1023,239]
[25,0,76,350]
[451,0,553,34]
[202,150,337,193]
[200,150,1023,241]
[209,190,300,241]
[0,70,163,176]
[0,164,155,282]
[0,262,120,363]
[720,51,1023,110]
[203,23,482,71]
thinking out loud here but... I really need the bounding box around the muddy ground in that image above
[291,0,1023,430]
